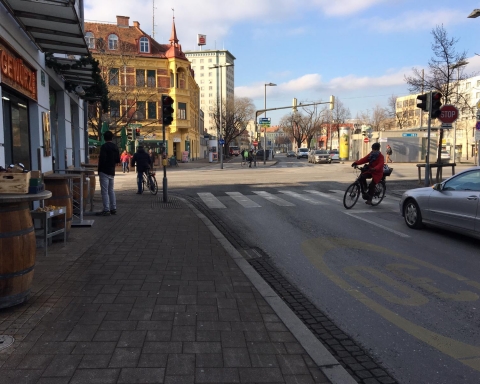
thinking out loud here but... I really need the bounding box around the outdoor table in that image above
[416,163,456,185]
[0,190,52,309]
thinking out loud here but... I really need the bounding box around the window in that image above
[209,93,212,97]
[208,72,212,77]
[409,99,415,106]
[443,170,480,191]
[477,80,480,87]
[135,101,146,119]
[108,34,118,50]
[85,32,95,49]
[109,68,119,85]
[200,59,204,63]
[139,37,149,53]
[147,70,156,87]
[191,59,196,63]
[208,58,212,63]
[110,100,120,117]
[170,72,174,87]
[147,102,156,119]
[209,86,212,90]
[201,94,204,97]
[136,69,145,86]
[200,73,204,77]
[178,102,187,120]
[466,82,471,89]
[476,92,480,98]
[200,66,204,70]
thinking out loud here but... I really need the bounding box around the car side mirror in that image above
[432,183,443,191]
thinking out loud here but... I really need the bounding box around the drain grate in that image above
[153,196,185,209]
[0,335,14,351]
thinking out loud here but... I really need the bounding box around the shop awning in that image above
[50,56,95,88]
[0,0,89,56]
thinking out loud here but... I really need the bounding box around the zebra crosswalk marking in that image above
[253,191,296,206]
[305,190,342,203]
[279,190,325,205]
[197,192,226,209]
[329,189,397,205]
[225,192,261,208]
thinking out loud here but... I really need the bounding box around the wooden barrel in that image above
[0,202,36,309]
[44,178,72,238]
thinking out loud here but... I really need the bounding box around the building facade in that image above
[184,49,235,137]
[85,16,200,160]
[1,0,93,173]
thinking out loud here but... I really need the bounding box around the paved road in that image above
[162,155,480,384]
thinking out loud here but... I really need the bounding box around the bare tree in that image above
[387,94,408,129]
[356,105,389,131]
[404,25,475,162]
[210,96,255,155]
[324,98,351,148]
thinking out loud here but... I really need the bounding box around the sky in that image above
[84,0,480,125]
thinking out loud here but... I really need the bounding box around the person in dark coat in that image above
[131,146,152,194]
[96,130,120,216]
[351,142,385,205]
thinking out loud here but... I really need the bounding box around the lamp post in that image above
[449,60,468,162]
[263,83,276,164]
[210,63,233,169]
[468,10,480,165]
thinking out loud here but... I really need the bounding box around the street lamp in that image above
[210,63,233,169]
[449,60,469,162]
[263,82,277,164]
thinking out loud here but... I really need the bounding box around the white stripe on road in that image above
[197,192,226,209]
[279,190,325,205]
[253,191,296,206]
[225,192,261,208]
[344,212,410,238]
[305,190,342,203]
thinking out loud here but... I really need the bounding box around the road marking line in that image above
[344,212,410,238]
[253,191,296,206]
[279,190,325,205]
[197,192,226,209]
[225,192,261,208]
[305,190,342,203]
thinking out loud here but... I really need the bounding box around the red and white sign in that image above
[363,137,369,143]
[438,105,459,124]
[197,34,206,46]
[252,141,258,146]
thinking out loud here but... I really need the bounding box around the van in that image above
[229,146,240,156]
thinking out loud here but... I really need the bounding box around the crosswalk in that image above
[196,189,399,210]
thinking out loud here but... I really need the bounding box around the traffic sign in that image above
[259,117,271,127]
[438,105,459,124]
[253,141,258,146]
[402,133,418,137]
[363,137,369,143]
[441,123,452,129]
[218,139,225,145]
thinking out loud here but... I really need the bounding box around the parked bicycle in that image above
[142,169,158,195]
[343,165,393,209]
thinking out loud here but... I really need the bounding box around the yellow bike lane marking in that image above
[302,237,480,372]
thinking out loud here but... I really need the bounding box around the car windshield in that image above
[315,150,328,154]
[299,148,308,152]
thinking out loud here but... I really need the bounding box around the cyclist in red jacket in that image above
[351,142,384,205]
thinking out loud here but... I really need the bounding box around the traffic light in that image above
[126,127,135,141]
[430,92,442,119]
[162,95,174,126]
[329,95,335,110]
[416,93,428,112]
[135,128,140,137]
[292,98,297,112]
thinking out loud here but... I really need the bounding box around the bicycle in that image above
[343,165,393,209]
[142,169,158,195]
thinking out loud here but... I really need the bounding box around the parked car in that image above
[441,150,451,163]
[400,166,480,238]
[255,149,271,159]
[329,149,340,162]
[296,148,309,159]
[308,149,331,164]
[229,146,240,156]
[286,151,296,157]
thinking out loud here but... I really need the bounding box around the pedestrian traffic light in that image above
[162,95,174,126]
[416,93,428,112]
[135,128,140,137]
[430,92,443,119]
[126,127,135,141]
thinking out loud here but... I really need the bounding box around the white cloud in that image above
[310,0,387,16]
[358,9,467,32]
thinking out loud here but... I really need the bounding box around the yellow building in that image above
[85,16,200,160]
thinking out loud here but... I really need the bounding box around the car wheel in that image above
[403,199,423,229]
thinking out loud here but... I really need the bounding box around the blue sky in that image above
[85,0,480,124]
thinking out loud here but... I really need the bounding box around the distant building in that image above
[85,16,201,159]
[184,49,236,137]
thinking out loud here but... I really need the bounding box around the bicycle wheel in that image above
[343,182,360,209]
[148,176,158,195]
[371,181,386,206]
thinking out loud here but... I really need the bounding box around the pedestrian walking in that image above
[96,130,120,216]
[131,146,152,194]
[386,144,393,163]
[120,150,131,173]
[252,147,257,167]
[149,149,157,168]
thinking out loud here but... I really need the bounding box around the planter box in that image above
[0,172,31,194]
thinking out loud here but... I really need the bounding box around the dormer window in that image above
[108,34,118,50]
[139,37,149,53]
[85,32,95,49]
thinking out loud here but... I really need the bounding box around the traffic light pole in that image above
[425,91,432,187]
[162,123,168,203]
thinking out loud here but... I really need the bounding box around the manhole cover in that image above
[0,335,14,351]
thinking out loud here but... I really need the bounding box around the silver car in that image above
[400,167,480,238]
[308,149,331,164]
